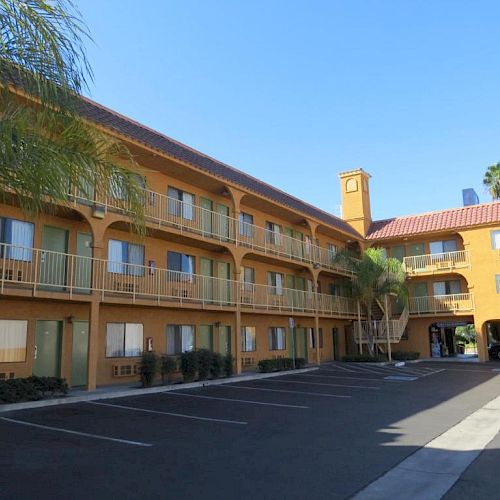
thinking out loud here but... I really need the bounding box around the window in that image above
[106,323,143,357]
[110,172,145,201]
[242,266,255,291]
[241,326,256,352]
[496,275,500,294]
[107,240,145,276]
[167,251,195,280]
[167,187,194,220]
[391,246,405,262]
[166,325,195,355]
[239,212,253,237]
[268,327,286,350]
[0,218,34,261]
[327,243,337,261]
[492,230,500,250]
[0,320,28,362]
[265,221,282,245]
[433,280,461,296]
[267,271,284,295]
[309,328,323,349]
[429,240,458,254]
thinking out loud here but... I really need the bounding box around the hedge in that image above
[258,358,306,373]
[0,376,68,404]
[392,351,420,361]
[341,354,388,363]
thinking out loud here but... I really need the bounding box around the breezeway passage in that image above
[1,361,499,499]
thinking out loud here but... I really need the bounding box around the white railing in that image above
[68,186,353,275]
[0,243,357,316]
[403,250,470,274]
[409,293,475,314]
[353,305,409,344]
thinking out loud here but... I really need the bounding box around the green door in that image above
[198,325,213,350]
[75,232,92,293]
[218,325,231,355]
[34,320,62,377]
[217,261,231,304]
[71,320,89,386]
[294,327,308,362]
[216,204,230,241]
[201,257,214,302]
[200,197,213,237]
[40,226,69,290]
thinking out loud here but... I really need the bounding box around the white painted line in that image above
[383,375,418,382]
[261,378,380,390]
[340,364,392,375]
[420,368,445,377]
[301,373,392,383]
[165,392,309,409]
[0,416,152,447]
[354,394,500,500]
[319,367,383,376]
[86,401,247,425]
[321,363,358,373]
[223,384,351,398]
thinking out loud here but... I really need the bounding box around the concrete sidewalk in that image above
[0,367,318,413]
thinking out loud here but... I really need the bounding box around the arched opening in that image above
[428,320,477,359]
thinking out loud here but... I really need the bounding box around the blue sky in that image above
[79,0,500,220]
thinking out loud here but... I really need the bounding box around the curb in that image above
[0,367,319,413]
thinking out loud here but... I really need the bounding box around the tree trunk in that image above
[366,307,375,357]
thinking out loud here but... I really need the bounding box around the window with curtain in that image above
[167,251,195,281]
[267,271,284,295]
[327,243,337,261]
[391,246,405,262]
[491,231,500,250]
[106,323,143,357]
[268,327,286,350]
[239,212,253,237]
[265,221,282,245]
[241,326,256,352]
[429,240,458,254]
[167,187,194,221]
[166,325,195,355]
[433,280,461,296]
[107,240,145,276]
[242,266,255,292]
[0,218,34,261]
[0,320,28,362]
[309,328,324,349]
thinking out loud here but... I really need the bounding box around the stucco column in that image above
[87,300,100,391]
[314,314,321,365]
[233,267,242,374]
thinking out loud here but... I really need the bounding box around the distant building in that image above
[463,188,479,206]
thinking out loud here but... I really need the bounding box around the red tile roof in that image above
[367,202,500,240]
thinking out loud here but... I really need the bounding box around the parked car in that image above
[488,343,500,360]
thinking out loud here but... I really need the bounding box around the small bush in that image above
[210,352,224,378]
[197,349,212,381]
[223,353,234,377]
[258,359,275,373]
[139,352,158,387]
[341,354,388,363]
[294,357,306,369]
[257,357,307,373]
[160,355,177,385]
[0,376,67,404]
[180,351,198,382]
[392,351,420,361]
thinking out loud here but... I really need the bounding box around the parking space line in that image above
[0,416,153,447]
[165,392,309,409]
[321,363,358,373]
[420,368,445,377]
[86,401,247,425]
[223,384,352,398]
[301,373,389,383]
[322,365,385,375]
[261,379,380,390]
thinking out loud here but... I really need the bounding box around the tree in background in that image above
[0,0,144,226]
[483,163,500,201]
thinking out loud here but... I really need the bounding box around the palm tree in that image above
[0,0,144,227]
[335,247,407,357]
[483,163,500,200]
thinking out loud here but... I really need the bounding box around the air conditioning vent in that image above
[112,364,138,377]
[0,372,15,380]
[241,357,255,366]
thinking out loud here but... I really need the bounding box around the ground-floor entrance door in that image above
[34,320,62,377]
[218,325,231,355]
[71,320,89,386]
[332,327,339,360]
[295,327,308,362]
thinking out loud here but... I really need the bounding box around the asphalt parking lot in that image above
[2,361,500,499]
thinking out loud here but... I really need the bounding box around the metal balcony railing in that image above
[408,293,475,314]
[403,250,470,274]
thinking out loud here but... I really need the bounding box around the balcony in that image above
[0,244,357,318]
[69,186,353,276]
[408,293,475,315]
[403,250,470,275]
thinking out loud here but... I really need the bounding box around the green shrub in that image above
[223,353,234,377]
[160,355,177,384]
[210,352,224,378]
[294,357,306,369]
[258,357,307,373]
[180,351,198,382]
[258,359,275,373]
[341,354,388,363]
[197,349,212,380]
[392,351,420,361]
[139,352,158,388]
[0,376,67,404]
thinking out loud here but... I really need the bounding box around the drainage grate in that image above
[384,375,418,381]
